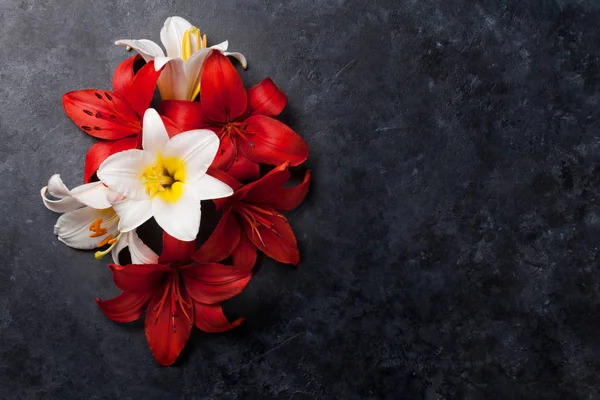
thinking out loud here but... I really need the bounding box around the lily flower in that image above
[194,162,310,269]
[62,56,171,183]
[116,16,247,101]
[160,51,309,181]
[97,232,251,366]
[41,174,158,264]
[97,108,233,241]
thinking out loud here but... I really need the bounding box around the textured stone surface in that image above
[2,0,600,398]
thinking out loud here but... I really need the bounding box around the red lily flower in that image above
[194,162,310,269]
[159,51,309,181]
[96,232,251,366]
[63,56,178,183]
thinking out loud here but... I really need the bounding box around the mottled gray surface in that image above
[2,0,600,398]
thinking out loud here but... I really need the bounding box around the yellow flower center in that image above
[181,26,208,101]
[141,154,186,203]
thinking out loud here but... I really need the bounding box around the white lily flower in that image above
[41,174,158,264]
[97,108,233,241]
[116,16,247,101]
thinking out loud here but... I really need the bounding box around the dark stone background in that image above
[2,0,600,398]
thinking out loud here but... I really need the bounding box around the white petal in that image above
[152,186,201,241]
[160,16,193,59]
[46,174,71,198]
[153,56,173,71]
[210,40,229,52]
[157,58,188,100]
[55,207,119,250]
[142,109,170,154]
[192,174,233,201]
[111,230,159,265]
[115,39,165,61]
[98,149,154,200]
[223,51,248,69]
[183,48,211,96]
[163,129,219,182]
[112,198,153,233]
[69,182,112,209]
[41,186,81,213]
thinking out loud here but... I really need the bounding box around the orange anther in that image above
[89,218,107,238]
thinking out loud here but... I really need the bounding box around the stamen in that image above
[181,30,192,61]
[89,218,107,238]
[94,232,123,259]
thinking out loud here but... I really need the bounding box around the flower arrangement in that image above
[40,16,310,366]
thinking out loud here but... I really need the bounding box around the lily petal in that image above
[97,291,152,323]
[157,57,189,101]
[159,231,196,263]
[68,181,112,209]
[159,100,207,131]
[109,263,170,292]
[163,129,219,182]
[238,115,309,167]
[112,197,153,233]
[142,109,170,154]
[232,232,258,270]
[241,210,300,265]
[55,207,119,249]
[41,175,81,213]
[115,39,165,62]
[152,186,200,241]
[98,149,154,200]
[112,230,159,265]
[112,55,139,99]
[160,16,193,59]
[223,51,247,69]
[194,303,244,333]
[192,174,233,201]
[145,281,193,366]
[122,60,163,116]
[62,90,141,139]
[246,78,287,117]
[84,137,138,184]
[183,48,212,100]
[200,51,247,122]
[193,211,241,264]
[182,263,251,304]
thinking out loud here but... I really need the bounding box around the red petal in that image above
[112,55,139,99]
[145,279,193,366]
[161,115,183,139]
[62,90,141,139]
[159,100,209,131]
[96,291,151,323]
[238,162,291,200]
[84,137,138,183]
[246,78,287,117]
[200,51,247,123]
[207,167,243,191]
[246,169,311,211]
[160,232,196,263]
[109,263,170,292]
[241,210,300,265]
[209,133,235,172]
[122,60,162,116]
[84,141,114,183]
[182,263,251,304]
[238,115,309,167]
[194,302,244,333]
[232,232,258,270]
[193,211,241,263]
[227,154,260,182]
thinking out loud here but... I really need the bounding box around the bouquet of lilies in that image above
[40,17,310,366]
